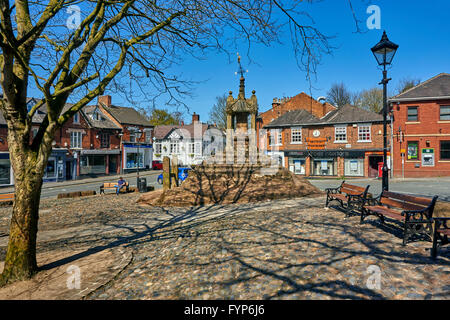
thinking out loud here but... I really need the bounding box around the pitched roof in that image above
[82,105,121,130]
[390,73,450,101]
[264,109,320,128]
[101,104,153,127]
[264,104,382,128]
[154,122,210,140]
[321,104,383,124]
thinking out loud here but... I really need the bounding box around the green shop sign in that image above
[421,148,435,167]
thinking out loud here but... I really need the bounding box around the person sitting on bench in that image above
[115,177,126,195]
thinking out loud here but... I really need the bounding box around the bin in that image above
[138,177,147,193]
[378,162,384,178]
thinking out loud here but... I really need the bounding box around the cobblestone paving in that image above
[0,193,449,299]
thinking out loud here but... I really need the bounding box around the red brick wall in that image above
[392,99,450,177]
[266,123,385,153]
[0,127,8,152]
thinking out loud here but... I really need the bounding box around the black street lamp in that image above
[134,129,143,189]
[371,31,398,192]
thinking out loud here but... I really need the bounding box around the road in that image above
[0,170,163,199]
[307,177,450,202]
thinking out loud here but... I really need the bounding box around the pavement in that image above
[0,170,162,199]
[0,192,448,300]
[307,176,450,202]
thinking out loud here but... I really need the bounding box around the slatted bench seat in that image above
[361,191,438,246]
[100,182,129,194]
[431,217,449,259]
[0,193,14,204]
[325,181,370,217]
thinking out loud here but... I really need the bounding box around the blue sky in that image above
[29,1,450,124]
[161,0,450,123]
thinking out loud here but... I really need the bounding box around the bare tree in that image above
[396,77,421,95]
[208,94,228,130]
[353,87,383,113]
[0,0,339,284]
[327,82,352,107]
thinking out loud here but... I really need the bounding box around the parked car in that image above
[157,167,191,184]
[152,160,163,170]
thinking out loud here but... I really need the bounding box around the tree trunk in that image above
[0,135,48,285]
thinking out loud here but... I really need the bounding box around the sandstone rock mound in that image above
[138,164,323,207]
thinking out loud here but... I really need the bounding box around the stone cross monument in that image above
[225,54,258,163]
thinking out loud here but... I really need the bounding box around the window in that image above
[441,141,450,160]
[440,106,450,121]
[32,128,39,138]
[189,143,195,154]
[358,125,371,142]
[195,142,201,154]
[407,141,419,160]
[100,133,110,148]
[291,127,302,144]
[73,112,80,124]
[155,143,162,154]
[170,141,179,154]
[129,131,136,143]
[44,158,56,178]
[70,131,82,149]
[407,107,418,122]
[270,130,282,146]
[334,126,347,142]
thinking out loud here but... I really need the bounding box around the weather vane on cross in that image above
[235,52,248,78]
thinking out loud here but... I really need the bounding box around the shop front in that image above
[122,143,152,171]
[79,149,120,176]
[0,152,13,186]
[43,148,68,182]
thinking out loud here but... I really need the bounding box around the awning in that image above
[80,149,121,155]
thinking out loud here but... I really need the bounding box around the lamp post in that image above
[134,129,143,188]
[371,31,398,192]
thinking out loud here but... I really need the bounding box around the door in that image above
[109,155,117,175]
[66,161,72,180]
[369,156,383,178]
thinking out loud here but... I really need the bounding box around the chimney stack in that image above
[192,112,200,123]
[98,95,112,107]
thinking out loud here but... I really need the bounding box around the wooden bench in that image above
[325,181,370,217]
[0,193,14,204]
[431,217,449,259]
[99,182,129,194]
[361,191,438,246]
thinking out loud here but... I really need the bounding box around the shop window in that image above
[289,158,305,175]
[358,125,371,142]
[126,153,143,168]
[45,158,56,178]
[440,141,450,160]
[407,141,419,160]
[0,159,11,185]
[407,107,418,122]
[440,106,450,121]
[312,159,336,176]
[344,158,364,176]
[335,126,347,142]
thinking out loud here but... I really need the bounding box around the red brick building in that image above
[263,104,388,178]
[389,73,450,177]
[97,95,154,172]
